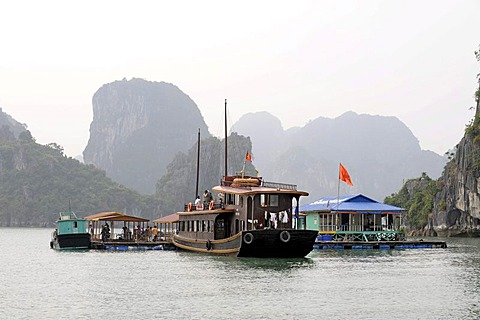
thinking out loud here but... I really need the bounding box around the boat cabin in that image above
[56,212,89,236]
[175,176,308,242]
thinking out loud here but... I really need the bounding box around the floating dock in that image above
[314,240,447,250]
[90,240,176,251]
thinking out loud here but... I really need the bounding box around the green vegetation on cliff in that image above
[0,121,254,226]
[0,129,155,227]
[384,173,439,230]
[156,132,255,214]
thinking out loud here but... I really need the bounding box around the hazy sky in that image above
[0,1,479,157]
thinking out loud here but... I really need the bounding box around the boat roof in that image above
[212,185,308,196]
[177,209,235,217]
[57,211,83,220]
[300,194,405,214]
[84,211,149,222]
[152,213,180,224]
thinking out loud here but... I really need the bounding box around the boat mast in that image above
[195,128,201,200]
[224,99,228,178]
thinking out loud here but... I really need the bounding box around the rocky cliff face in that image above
[433,75,480,236]
[0,108,26,138]
[83,78,210,194]
[433,136,480,236]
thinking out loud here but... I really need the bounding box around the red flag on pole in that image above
[339,163,353,186]
[245,152,252,162]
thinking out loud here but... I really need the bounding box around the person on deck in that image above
[195,195,203,210]
[152,225,158,241]
[145,226,152,241]
[101,224,108,242]
[203,190,213,206]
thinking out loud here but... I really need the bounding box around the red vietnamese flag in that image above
[339,163,353,186]
[246,152,252,162]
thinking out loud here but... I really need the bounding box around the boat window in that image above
[226,194,234,205]
[260,194,267,207]
[270,195,279,207]
[260,194,279,207]
[73,221,78,228]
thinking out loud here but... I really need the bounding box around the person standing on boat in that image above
[101,224,109,242]
[195,196,202,210]
[203,190,213,206]
[152,225,158,241]
[145,226,152,242]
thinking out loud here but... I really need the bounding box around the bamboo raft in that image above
[314,240,447,250]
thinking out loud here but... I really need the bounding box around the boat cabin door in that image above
[214,214,231,240]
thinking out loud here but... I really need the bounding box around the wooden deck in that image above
[90,239,176,251]
[314,240,447,250]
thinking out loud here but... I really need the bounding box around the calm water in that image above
[0,228,479,320]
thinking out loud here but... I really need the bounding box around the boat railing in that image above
[262,181,297,191]
[184,202,224,211]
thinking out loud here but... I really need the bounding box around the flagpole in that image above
[336,163,341,231]
[242,155,246,178]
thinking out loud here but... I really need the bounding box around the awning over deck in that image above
[152,213,179,224]
[300,194,405,214]
[84,211,149,222]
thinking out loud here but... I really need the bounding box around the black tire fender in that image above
[280,230,291,243]
[243,232,254,244]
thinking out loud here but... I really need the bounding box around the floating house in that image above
[300,194,406,242]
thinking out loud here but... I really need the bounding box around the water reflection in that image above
[235,256,314,271]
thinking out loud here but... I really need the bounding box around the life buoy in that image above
[209,201,214,210]
[187,202,192,211]
[280,230,291,243]
[243,232,254,244]
[206,239,212,250]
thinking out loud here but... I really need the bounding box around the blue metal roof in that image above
[300,194,405,214]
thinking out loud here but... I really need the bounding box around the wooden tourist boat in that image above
[172,175,318,258]
[50,211,91,250]
[169,100,317,257]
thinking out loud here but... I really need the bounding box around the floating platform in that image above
[90,240,176,251]
[313,240,447,250]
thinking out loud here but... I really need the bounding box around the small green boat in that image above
[50,211,91,250]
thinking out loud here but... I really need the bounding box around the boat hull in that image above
[173,229,318,258]
[51,233,91,250]
[173,233,242,255]
[238,229,318,258]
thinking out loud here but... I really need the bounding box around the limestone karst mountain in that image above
[83,78,210,194]
[0,107,26,138]
[231,111,446,201]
